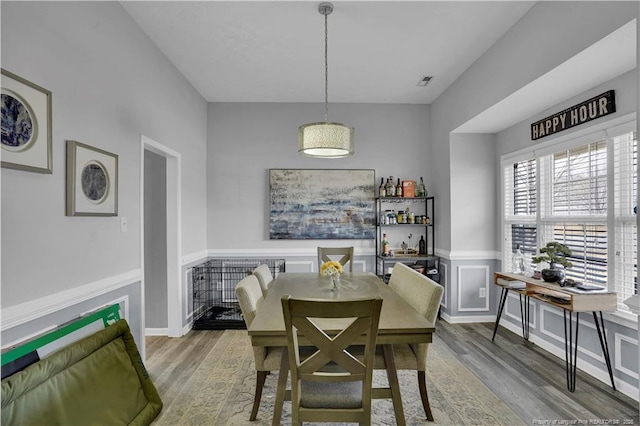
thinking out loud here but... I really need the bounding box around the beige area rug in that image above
[149,330,524,425]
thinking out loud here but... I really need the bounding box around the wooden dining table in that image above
[247,272,436,426]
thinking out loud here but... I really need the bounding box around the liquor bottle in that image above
[379,177,386,197]
[382,233,390,255]
[396,178,403,197]
[513,244,525,274]
[417,177,426,197]
[418,235,426,255]
[388,177,396,197]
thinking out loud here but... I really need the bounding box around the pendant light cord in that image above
[324,10,329,123]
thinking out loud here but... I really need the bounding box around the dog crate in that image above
[192,258,286,330]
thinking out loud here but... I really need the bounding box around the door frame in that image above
[140,134,183,342]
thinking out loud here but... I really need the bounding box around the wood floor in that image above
[146,321,639,424]
[436,321,639,423]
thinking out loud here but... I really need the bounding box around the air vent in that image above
[417,76,433,87]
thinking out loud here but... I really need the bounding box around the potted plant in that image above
[532,241,572,285]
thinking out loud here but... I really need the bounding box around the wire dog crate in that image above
[192,258,286,330]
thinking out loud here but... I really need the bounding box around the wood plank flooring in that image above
[436,321,639,424]
[146,321,639,424]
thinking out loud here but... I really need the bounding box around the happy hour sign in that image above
[531,90,616,140]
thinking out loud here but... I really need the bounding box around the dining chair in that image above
[235,274,282,421]
[252,263,274,297]
[317,246,355,272]
[379,262,444,421]
[281,295,383,426]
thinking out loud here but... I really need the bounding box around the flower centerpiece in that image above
[320,260,343,291]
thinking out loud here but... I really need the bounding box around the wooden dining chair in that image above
[317,246,355,272]
[281,295,383,426]
[376,262,444,421]
[235,274,282,421]
[252,264,274,297]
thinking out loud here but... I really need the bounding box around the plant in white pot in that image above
[532,241,573,285]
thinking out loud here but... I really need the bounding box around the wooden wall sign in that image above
[531,90,616,140]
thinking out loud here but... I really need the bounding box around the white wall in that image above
[1,2,207,343]
[206,102,430,254]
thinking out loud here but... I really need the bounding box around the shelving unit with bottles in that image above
[376,196,438,281]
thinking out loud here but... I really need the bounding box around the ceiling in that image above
[121,1,536,104]
[121,1,636,133]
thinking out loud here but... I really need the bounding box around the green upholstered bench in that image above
[1,319,162,425]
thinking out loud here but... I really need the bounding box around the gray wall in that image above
[207,102,431,254]
[431,1,637,254]
[144,150,168,328]
[1,2,207,348]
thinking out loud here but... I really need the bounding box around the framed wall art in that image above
[1,69,52,173]
[66,140,118,216]
[269,169,375,239]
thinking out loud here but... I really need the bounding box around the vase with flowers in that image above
[532,241,573,286]
[320,260,344,292]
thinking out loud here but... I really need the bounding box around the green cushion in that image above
[1,319,162,426]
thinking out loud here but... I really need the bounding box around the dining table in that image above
[247,271,436,426]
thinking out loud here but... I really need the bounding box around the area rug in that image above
[149,330,524,425]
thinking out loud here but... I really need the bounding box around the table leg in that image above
[272,349,289,426]
[492,288,509,342]
[593,311,616,390]
[382,344,406,426]
[563,310,579,392]
[519,294,530,341]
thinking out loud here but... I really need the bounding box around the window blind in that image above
[502,120,637,315]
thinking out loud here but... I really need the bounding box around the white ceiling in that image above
[121,1,636,133]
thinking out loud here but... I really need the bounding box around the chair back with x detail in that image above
[317,246,354,272]
[281,295,383,425]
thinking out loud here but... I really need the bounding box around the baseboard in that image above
[443,314,496,324]
[145,328,169,336]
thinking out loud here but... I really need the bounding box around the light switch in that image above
[120,217,128,233]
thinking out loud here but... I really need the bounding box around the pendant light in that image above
[298,2,354,158]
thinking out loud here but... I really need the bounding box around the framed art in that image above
[1,69,52,173]
[269,169,375,239]
[66,140,118,216]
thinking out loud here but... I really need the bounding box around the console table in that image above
[493,272,617,392]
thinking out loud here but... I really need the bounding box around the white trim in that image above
[145,328,169,336]
[1,270,141,330]
[442,315,495,324]
[457,265,490,312]
[182,250,209,266]
[285,260,315,273]
[615,333,639,380]
[206,247,378,257]
[440,262,448,309]
[141,135,183,339]
[504,292,536,329]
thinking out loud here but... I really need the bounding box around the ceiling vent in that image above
[417,76,433,87]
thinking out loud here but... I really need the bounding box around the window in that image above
[503,123,637,315]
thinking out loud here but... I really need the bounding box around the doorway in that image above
[141,135,182,342]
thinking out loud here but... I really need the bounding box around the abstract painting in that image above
[66,140,118,216]
[269,169,375,239]
[1,69,52,173]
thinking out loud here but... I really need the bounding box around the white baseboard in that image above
[145,328,169,336]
